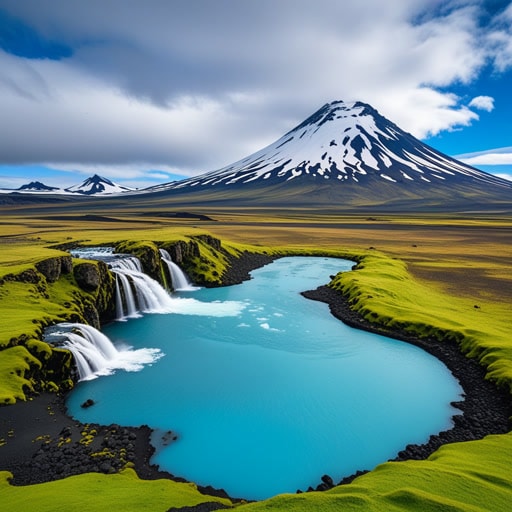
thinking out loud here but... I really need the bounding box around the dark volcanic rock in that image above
[167,503,232,512]
[165,240,200,264]
[73,262,101,291]
[221,251,276,286]
[193,234,222,252]
[5,268,41,284]
[35,256,73,283]
[60,256,73,274]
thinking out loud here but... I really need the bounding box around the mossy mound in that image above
[0,468,233,512]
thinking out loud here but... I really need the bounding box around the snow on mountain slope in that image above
[65,174,134,195]
[144,100,512,196]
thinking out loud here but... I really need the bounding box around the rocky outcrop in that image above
[3,268,41,285]
[92,262,116,322]
[73,262,101,291]
[72,261,116,326]
[0,253,117,401]
[163,240,200,265]
[35,256,72,283]
[4,256,73,286]
[193,234,222,252]
[135,245,161,282]
[162,236,274,288]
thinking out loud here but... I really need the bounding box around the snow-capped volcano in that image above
[143,100,511,209]
[65,174,133,195]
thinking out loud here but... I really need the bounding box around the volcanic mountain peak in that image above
[65,174,133,195]
[145,100,510,198]
[148,101,512,199]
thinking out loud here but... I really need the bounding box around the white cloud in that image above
[460,153,512,166]
[468,95,495,111]
[456,147,512,165]
[487,3,512,71]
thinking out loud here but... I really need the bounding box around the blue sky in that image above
[0,0,511,190]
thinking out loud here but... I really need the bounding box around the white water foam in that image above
[45,323,163,381]
[168,297,246,317]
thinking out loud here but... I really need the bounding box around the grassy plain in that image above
[0,205,511,511]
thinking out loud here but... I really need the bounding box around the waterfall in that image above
[109,257,176,320]
[115,272,138,318]
[44,323,162,381]
[159,249,197,291]
[70,246,242,320]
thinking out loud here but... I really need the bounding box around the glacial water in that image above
[66,257,462,500]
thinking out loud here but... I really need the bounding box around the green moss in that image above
[44,381,59,393]
[26,339,53,359]
[0,256,116,401]
[0,468,233,512]
[0,346,41,404]
[186,241,230,285]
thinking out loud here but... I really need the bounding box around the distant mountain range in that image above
[2,101,511,211]
[0,174,133,196]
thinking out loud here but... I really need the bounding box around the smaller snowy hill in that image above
[0,180,69,195]
[18,181,60,192]
[65,175,134,195]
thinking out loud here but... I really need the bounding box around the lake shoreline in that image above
[1,252,511,500]
[302,284,512,487]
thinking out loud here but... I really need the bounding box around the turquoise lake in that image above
[66,257,462,500]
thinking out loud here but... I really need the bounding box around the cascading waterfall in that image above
[109,257,176,320]
[159,249,197,291]
[51,248,246,381]
[115,272,138,318]
[44,322,162,381]
[70,246,244,320]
